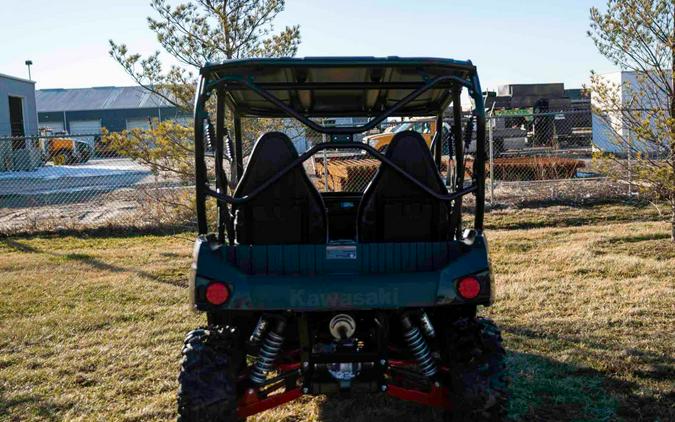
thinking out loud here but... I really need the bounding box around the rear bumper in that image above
[190,236,493,311]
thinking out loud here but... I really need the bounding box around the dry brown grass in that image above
[0,203,673,421]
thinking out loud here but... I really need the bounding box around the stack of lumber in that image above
[492,157,584,181]
[314,158,380,191]
[312,156,585,190]
[314,157,459,191]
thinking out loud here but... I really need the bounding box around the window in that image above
[392,121,432,134]
[411,121,432,134]
[393,123,411,133]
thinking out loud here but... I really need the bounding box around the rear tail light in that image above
[205,282,230,305]
[457,276,481,300]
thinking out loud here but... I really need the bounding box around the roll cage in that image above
[193,57,486,243]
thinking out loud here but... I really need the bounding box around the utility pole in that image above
[25,60,33,80]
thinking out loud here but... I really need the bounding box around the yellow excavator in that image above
[363,117,451,152]
[39,128,93,165]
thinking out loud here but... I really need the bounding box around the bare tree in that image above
[109,0,300,111]
[589,0,675,241]
[103,1,301,227]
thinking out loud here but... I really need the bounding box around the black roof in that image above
[36,86,176,112]
[200,57,477,117]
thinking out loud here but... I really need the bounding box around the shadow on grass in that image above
[0,222,195,240]
[599,231,671,244]
[0,385,73,421]
[591,231,675,260]
[504,326,675,421]
[485,201,663,231]
[507,352,618,421]
[467,195,637,215]
[311,350,626,422]
[0,238,188,288]
[505,326,675,370]
[515,196,630,210]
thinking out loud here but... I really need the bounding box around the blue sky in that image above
[0,0,615,91]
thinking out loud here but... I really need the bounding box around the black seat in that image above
[233,132,327,244]
[358,131,450,242]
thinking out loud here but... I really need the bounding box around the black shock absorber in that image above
[249,318,286,385]
[249,317,268,347]
[400,314,437,378]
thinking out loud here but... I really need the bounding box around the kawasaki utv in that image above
[180,57,507,421]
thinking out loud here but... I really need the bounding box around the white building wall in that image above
[592,70,670,156]
[591,71,625,154]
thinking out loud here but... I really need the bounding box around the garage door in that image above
[69,120,102,147]
[69,120,101,135]
[39,120,64,133]
[126,118,151,130]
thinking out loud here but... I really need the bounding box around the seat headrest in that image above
[357,130,450,242]
[235,132,298,193]
[233,131,327,245]
[383,130,446,188]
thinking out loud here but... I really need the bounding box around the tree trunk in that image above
[671,5,674,242]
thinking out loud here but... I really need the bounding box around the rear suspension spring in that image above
[401,314,437,378]
[249,319,286,385]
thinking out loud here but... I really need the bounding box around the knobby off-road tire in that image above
[76,144,91,163]
[443,317,509,422]
[177,326,245,422]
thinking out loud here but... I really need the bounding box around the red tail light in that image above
[457,276,481,300]
[206,282,230,305]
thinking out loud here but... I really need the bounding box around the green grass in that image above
[0,203,673,421]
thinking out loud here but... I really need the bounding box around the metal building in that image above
[0,73,41,171]
[36,86,190,145]
[591,71,668,156]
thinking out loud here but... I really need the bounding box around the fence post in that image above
[627,141,633,197]
[322,133,328,192]
[488,113,495,207]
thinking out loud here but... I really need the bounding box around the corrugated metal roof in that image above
[36,86,176,112]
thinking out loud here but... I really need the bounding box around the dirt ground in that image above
[0,185,194,235]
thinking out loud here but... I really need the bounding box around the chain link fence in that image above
[306,118,453,194]
[305,112,627,209]
[1,111,633,234]
[485,110,631,207]
[0,133,190,234]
